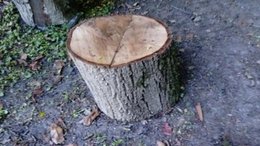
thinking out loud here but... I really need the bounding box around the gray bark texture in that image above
[12,0,67,27]
[68,47,180,121]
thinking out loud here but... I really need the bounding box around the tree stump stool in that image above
[67,15,181,121]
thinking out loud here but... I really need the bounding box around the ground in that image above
[1,0,260,145]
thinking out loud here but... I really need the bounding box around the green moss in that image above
[159,44,183,105]
[136,70,150,88]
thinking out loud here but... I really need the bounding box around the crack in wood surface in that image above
[109,16,133,67]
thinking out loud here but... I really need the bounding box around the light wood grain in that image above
[68,15,168,67]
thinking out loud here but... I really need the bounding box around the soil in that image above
[1,0,260,145]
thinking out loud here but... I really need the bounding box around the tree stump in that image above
[67,15,181,121]
[12,0,68,27]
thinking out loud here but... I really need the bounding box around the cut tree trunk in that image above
[12,0,68,27]
[67,15,181,121]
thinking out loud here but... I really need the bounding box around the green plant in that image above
[0,3,67,95]
[71,108,84,118]
[0,1,115,96]
[54,0,115,17]
[111,139,124,146]
[84,0,115,17]
[95,134,107,144]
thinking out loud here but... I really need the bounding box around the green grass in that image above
[0,1,115,97]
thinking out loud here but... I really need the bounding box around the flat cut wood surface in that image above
[68,15,169,67]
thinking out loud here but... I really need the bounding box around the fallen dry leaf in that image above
[162,122,173,136]
[57,118,67,129]
[32,86,44,97]
[195,102,203,121]
[29,61,40,71]
[53,60,65,75]
[81,106,100,126]
[157,141,166,146]
[29,55,44,70]
[50,123,64,144]
[17,53,28,66]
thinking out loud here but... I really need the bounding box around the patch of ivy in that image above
[0,1,115,96]
[159,44,183,105]
[84,0,116,17]
[54,0,115,18]
[0,3,67,95]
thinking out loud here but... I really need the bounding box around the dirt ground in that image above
[1,0,260,145]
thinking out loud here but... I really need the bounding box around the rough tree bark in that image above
[67,15,181,121]
[12,0,68,27]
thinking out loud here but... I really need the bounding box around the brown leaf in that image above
[162,122,173,136]
[29,61,40,71]
[32,86,44,97]
[50,123,64,144]
[17,53,28,66]
[29,55,44,70]
[57,118,67,129]
[157,141,166,146]
[81,106,100,126]
[195,102,203,121]
[53,60,65,75]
